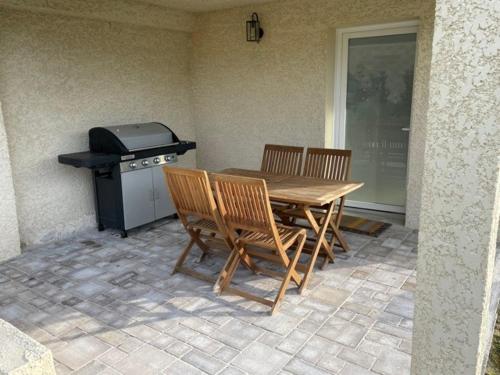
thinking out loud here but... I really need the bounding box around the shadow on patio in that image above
[0,218,416,375]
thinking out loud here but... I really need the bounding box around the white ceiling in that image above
[137,0,275,13]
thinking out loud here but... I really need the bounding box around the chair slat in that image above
[261,144,304,176]
[303,148,352,181]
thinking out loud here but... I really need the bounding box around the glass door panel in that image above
[344,33,416,211]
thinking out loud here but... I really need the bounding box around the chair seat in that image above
[237,225,306,250]
[187,218,219,233]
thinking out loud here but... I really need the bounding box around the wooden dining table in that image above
[215,168,364,293]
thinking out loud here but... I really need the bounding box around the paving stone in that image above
[381,238,403,249]
[53,335,110,370]
[372,347,411,375]
[166,339,192,357]
[338,347,376,369]
[169,324,200,342]
[73,360,107,375]
[117,336,144,353]
[285,358,333,375]
[318,318,366,348]
[232,342,291,375]
[334,308,356,321]
[340,363,374,375]
[253,313,302,336]
[149,334,176,350]
[189,333,224,354]
[163,360,204,375]
[113,344,176,374]
[364,330,401,348]
[385,296,414,319]
[182,349,225,374]
[123,324,162,342]
[373,322,412,340]
[367,270,407,288]
[296,336,342,364]
[98,347,128,366]
[219,366,246,375]
[258,331,284,347]
[310,286,351,306]
[358,339,385,357]
[210,319,263,350]
[399,339,412,354]
[69,267,104,280]
[214,345,239,362]
[71,281,108,298]
[277,330,312,354]
[317,355,346,373]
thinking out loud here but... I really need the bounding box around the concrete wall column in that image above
[0,101,20,261]
[411,0,499,374]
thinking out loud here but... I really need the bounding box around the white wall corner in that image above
[0,101,21,262]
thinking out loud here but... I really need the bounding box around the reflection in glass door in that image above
[334,22,418,213]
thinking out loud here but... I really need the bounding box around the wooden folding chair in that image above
[163,167,256,284]
[281,148,352,255]
[261,144,304,176]
[213,174,307,315]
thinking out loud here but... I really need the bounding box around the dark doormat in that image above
[340,215,392,237]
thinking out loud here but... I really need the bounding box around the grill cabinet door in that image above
[152,166,176,219]
[121,168,155,230]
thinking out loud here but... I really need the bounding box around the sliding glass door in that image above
[334,22,418,213]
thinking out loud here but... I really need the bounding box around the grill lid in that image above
[102,122,174,151]
[89,122,180,155]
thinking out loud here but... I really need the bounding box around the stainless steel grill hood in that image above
[101,123,175,151]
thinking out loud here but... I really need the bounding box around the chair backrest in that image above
[261,144,304,176]
[163,167,217,223]
[214,174,278,237]
[303,148,352,180]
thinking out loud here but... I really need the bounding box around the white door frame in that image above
[333,20,419,214]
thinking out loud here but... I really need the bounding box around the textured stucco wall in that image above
[191,0,435,228]
[0,102,21,261]
[412,0,500,373]
[0,0,195,32]
[0,318,56,375]
[0,8,196,246]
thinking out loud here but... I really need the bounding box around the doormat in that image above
[340,215,391,237]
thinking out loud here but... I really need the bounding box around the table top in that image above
[214,168,364,206]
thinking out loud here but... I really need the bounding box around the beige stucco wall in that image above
[412,0,500,373]
[0,102,21,261]
[0,0,195,32]
[191,0,435,228]
[0,8,196,246]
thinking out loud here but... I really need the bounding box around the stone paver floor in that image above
[0,218,417,375]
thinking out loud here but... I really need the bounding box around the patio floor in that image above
[0,218,417,375]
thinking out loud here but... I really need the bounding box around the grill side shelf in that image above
[58,151,120,169]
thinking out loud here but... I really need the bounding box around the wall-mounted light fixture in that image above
[246,13,264,42]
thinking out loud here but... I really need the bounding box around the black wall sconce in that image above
[246,13,264,42]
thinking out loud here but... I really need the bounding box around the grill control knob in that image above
[141,160,149,167]
[165,155,172,162]
[153,157,160,164]
[129,162,137,169]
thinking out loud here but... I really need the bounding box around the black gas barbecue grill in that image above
[58,122,195,237]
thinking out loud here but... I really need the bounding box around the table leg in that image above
[299,202,335,294]
[302,206,336,263]
[330,196,350,252]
